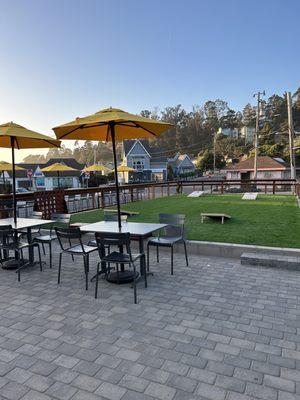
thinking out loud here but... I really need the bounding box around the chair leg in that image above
[17,251,21,282]
[49,242,52,269]
[84,256,89,290]
[132,262,137,304]
[156,245,159,263]
[143,255,147,288]
[41,242,46,256]
[36,245,43,272]
[147,244,150,272]
[58,253,62,284]
[183,241,189,267]
[171,246,174,275]
[95,262,100,299]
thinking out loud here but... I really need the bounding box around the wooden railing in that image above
[0,178,298,218]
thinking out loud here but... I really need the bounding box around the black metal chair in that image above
[55,227,98,291]
[87,211,127,247]
[147,213,188,275]
[0,225,42,281]
[94,232,146,304]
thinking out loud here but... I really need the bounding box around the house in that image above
[5,158,85,190]
[223,156,291,180]
[240,126,255,144]
[217,127,240,139]
[122,140,168,182]
[167,152,195,177]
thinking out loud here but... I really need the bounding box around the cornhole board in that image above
[201,213,231,225]
[188,191,205,198]
[108,209,140,216]
[242,193,257,200]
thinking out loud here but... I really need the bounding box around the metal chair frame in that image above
[0,225,42,281]
[55,227,98,291]
[147,213,189,275]
[94,231,146,304]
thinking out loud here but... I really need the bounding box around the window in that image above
[35,177,45,187]
[53,177,73,188]
[132,158,144,170]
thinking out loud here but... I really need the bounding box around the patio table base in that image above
[106,270,139,284]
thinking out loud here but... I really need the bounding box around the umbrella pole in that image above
[110,122,122,229]
[10,137,17,224]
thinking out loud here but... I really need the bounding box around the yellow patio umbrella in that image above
[117,165,134,173]
[82,164,112,174]
[0,122,60,223]
[41,162,77,189]
[53,108,173,228]
[0,162,24,188]
[117,165,134,184]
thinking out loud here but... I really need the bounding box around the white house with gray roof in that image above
[122,140,168,182]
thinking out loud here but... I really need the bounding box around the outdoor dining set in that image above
[0,211,189,304]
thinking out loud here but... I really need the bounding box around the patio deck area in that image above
[0,241,299,400]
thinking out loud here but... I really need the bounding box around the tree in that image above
[195,149,224,172]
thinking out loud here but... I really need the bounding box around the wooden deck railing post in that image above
[273,180,276,195]
[100,188,105,208]
[152,185,155,199]
[167,183,170,197]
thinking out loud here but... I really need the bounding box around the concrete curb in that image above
[175,240,300,259]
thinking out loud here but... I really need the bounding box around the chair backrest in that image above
[159,213,186,237]
[55,227,83,251]
[51,213,71,225]
[95,231,131,257]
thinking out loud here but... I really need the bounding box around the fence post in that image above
[273,180,276,195]
[152,185,155,199]
[221,181,224,194]
[161,185,163,197]
[167,183,170,197]
[101,189,105,208]
[130,188,134,203]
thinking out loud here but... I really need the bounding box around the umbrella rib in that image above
[59,122,108,139]
[117,121,158,136]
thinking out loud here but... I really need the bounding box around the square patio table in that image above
[80,221,167,283]
[0,217,53,269]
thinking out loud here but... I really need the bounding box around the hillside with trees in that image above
[23,88,300,171]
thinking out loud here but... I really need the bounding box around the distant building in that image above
[240,126,255,144]
[122,140,168,182]
[167,152,195,177]
[217,127,239,139]
[5,158,85,190]
[223,156,291,180]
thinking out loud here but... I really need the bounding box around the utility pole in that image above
[287,91,296,184]
[253,90,265,179]
[213,132,216,174]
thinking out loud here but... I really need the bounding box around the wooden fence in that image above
[0,178,299,218]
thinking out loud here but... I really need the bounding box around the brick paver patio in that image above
[0,239,300,400]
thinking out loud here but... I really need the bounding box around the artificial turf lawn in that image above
[71,194,300,248]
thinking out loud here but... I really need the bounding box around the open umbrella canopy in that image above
[53,108,173,229]
[0,162,24,171]
[82,164,112,173]
[41,162,77,172]
[53,108,174,141]
[117,165,134,173]
[0,122,60,148]
[0,122,61,223]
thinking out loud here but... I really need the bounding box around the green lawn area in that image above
[71,194,300,248]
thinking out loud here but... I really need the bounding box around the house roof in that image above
[225,156,288,171]
[43,158,85,170]
[123,140,167,163]
[5,158,85,178]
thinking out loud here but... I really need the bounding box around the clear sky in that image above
[0,0,299,161]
